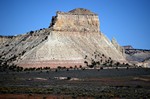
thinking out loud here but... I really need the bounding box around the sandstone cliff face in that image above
[50,10,99,32]
[0,8,126,68]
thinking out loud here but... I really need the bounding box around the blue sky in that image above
[0,0,150,49]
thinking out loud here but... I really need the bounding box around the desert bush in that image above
[74,65,77,70]
[116,67,118,70]
[126,67,129,69]
[36,67,42,71]
[84,61,88,64]
[70,66,73,69]
[79,65,82,69]
[67,77,71,80]
[62,66,66,70]
[29,31,34,35]
[115,62,120,67]
[84,55,87,59]
[46,71,49,73]
[88,65,94,68]
[57,66,62,70]
[135,85,143,88]
[82,68,85,70]
[55,69,58,72]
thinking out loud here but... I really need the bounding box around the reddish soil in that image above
[0,94,93,99]
[18,60,85,68]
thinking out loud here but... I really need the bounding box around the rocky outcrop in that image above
[49,8,99,32]
[111,38,125,56]
[123,46,150,67]
[0,8,126,68]
[0,29,49,65]
[0,36,15,44]
[123,45,134,50]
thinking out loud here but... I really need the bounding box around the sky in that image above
[0,0,150,49]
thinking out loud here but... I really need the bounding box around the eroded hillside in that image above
[123,46,150,67]
[0,8,126,68]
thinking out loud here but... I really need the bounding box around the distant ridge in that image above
[123,46,150,67]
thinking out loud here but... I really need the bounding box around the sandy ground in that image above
[0,68,150,98]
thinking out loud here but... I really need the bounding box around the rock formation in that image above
[0,35,15,44]
[0,8,126,68]
[49,8,99,32]
[123,46,150,67]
